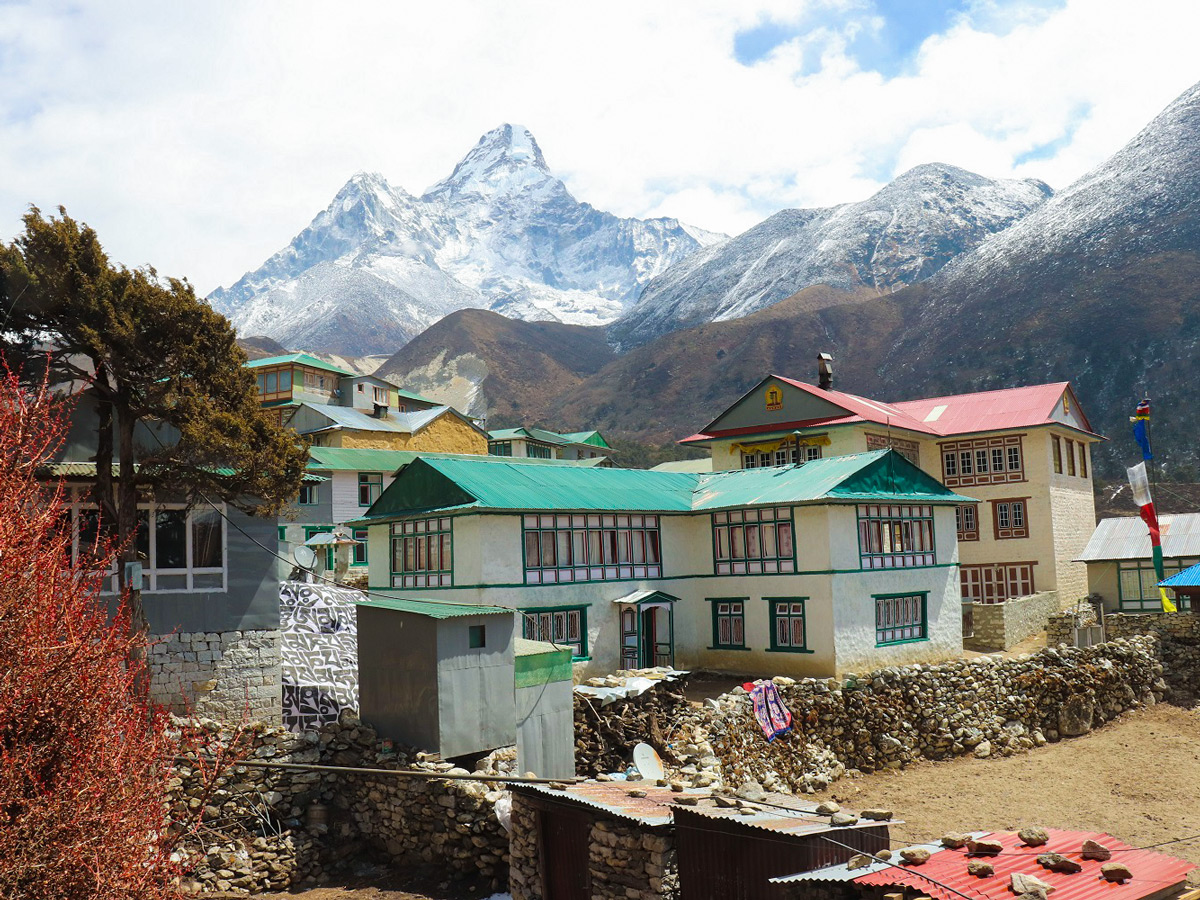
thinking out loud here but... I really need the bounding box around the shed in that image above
[514,637,575,779]
[356,597,516,759]
[1077,514,1200,612]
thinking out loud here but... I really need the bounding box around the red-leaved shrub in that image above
[0,371,234,899]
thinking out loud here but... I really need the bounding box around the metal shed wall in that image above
[673,807,890,900]
[356,607,441,751]
[515,678,575,779]
[435,613,516,758]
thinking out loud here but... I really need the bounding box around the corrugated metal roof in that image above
[355,596,513,619]
[685,379,1094,444]
[244,353,354,376]
[611,590,680,605]
[771,837,979,884]
[651,458,714,473]
[299,402,455,436]
[305,446,604,473]
[360,450,972,521]
[42,461,324,482]
[395,387,439,405]
[854,830,1195,900]
[1160,562,1200,588]
[1076,514,1200,562]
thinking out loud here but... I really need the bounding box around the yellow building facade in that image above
[682,375,1101,607]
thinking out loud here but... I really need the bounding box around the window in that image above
[768,598,808,651]
[522,606,588,659]
[875,593,927,645]
[992,499,1029,539]
[955,504,979,541]
[1118,559,1195,612]
[468,625,486,649]
[1066,439,1076,476]
[857,505,935,568]
[357,383,365,394]
[373,385,388,404]
[709,599,746,649]
[522,514,661,583]
[298,483,318,506]
[940,436,1025,487]
[527,443,554,459]
[68,501,226,593]
[712,508,795,575]
[740,444,821,469]
[960,563,1036,604]
[352,527,368,566]
[390,517,453,588]
[1079,443,1088,478]
[358,472,383,507]
[1052,435,1063,474]
[489,441,513,457]
[865,433,920,465]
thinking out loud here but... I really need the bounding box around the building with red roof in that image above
[680,358,1103,644]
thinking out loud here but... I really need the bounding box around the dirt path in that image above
[810,702,1200,863]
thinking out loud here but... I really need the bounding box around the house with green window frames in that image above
[352,449,975,677]
[1076,513,1200,612]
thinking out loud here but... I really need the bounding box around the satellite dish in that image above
[632,743,665,781]
[292,545,317,569]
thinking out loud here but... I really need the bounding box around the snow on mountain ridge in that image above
[210,124,723,354]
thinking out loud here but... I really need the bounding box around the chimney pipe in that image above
[817,353,833,391]
[373,402,388,419]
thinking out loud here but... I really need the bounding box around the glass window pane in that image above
[557,531,572,566]
[777,522,793,559]
[524,532,540,568]
[191,508,223,568]
[645,531,661,565]
[540,532,556,567]
[155,509,187,569]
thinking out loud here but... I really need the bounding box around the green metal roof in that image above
[42,461,325,482]
[560,430,610,449]
[306,447,607,474]
[354,596,513,619]
[358,450,973,522]
[488,426,610,449]
[395,387,440,405]
[244,353,354,377]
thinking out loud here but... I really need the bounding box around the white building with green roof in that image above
[354,449,974,677]
[487,426,614,464]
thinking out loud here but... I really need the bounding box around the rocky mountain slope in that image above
[609,164,1052,349]
[209,125,721,355]
[382,80,1200,475]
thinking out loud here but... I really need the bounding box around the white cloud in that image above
[1,0,1198,294]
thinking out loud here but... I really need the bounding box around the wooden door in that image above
[539,807,592,900]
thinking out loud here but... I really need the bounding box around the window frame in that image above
[298,483,319,506]
[874,592,928,646]
[712,507,797,575]
[489,441,513,457]
[707,597,748,650]
[955,504,979,542]
[856,504,936,569]
[390,516,453,588]
[940,435,1025,487]
[520,605,589,660]
[992,498,1030,539]
[1052,435,1063,474]
[522,513,662,584]
[1117,559,1196,612]
[1066,438,1076,476]
[68,498,228,595]
[352,527,369,566]
[766,597,812,653]
[358,472,384,507]
[960,562,1037,604]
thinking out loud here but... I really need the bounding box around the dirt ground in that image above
[811,701,1200,864]
[271,701,1200,898]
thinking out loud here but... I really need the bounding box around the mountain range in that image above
[209,125,721,354]
[379,80,1200,476]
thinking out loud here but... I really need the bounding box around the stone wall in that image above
[577,639,1165,797]
[151,630,281,722]
[170,714,510,894]
[965,591,1059,652]
[1047,611,1200,702]
[508,792,677,900]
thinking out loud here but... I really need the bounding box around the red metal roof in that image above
[682,379,1096,444]
[854,830,1195,900]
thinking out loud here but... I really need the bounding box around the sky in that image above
[2,0,1198,294]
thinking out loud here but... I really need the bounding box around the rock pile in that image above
[574,672,691,777]
[169,713,509,894]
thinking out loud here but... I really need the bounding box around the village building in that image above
[1076,514,1200,612]
[488,426,616,464]
[680,366,1102,620]
[353,450,973,677]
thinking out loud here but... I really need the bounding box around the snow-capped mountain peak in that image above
[210,126,722,354]
[424,123,558,202]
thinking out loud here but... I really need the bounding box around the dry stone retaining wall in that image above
[170,714,509,894]
[576,639,1165,796]
[965,591,1059,651]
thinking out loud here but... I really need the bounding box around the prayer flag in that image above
[1127,461,1176,612]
